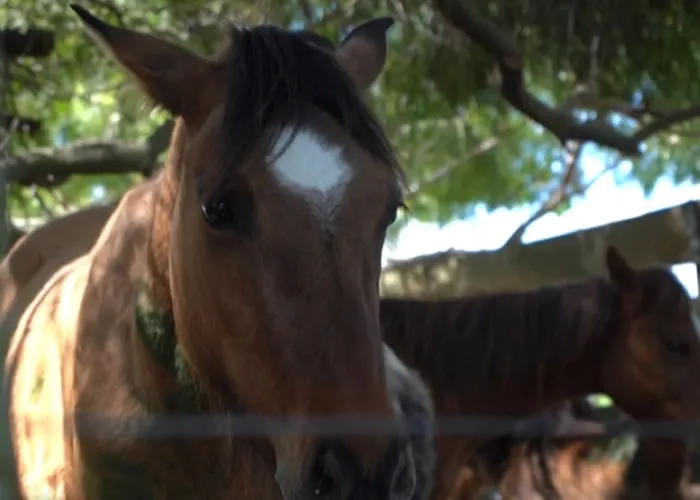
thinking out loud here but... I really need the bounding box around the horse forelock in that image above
[196,24,402,200]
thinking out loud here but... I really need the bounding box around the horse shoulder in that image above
[8,183,154,499]
[7,253,92,499]
[67,183,237,498]
[72,183,155,409]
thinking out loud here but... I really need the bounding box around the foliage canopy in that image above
[3,0,700,235]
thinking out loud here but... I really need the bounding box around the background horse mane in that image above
[381,278,616,402]
[382,250,700,499]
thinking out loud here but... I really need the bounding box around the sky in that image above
[381,149,700,298]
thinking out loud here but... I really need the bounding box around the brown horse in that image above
[464,403,611,498]
[0,203,119,498]
[461,406,637,499]
[380,247,700,499]
[536,402,690,499]
[4,201,698,500]
[475,431,700,499]
[6,4,429,498]
[469,430,626,499]
[0,203,439,498]
[464,397,698,499]
[0,203,118,333]
[1,212,437,500]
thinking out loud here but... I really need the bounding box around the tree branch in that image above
[30,186,55,218]
[85,0,126,26]
[1,143,146,187]
[142,119,174,170]
[0,29,55,60]
[432,0,700,157]
[503,143,583,247]
[0,114,41,136]
[406,135,501,198]
[634,105,700,142]
[299,0,361,31]
[298,0,316,28]
[0,119,173,187]
[503,150,625,247]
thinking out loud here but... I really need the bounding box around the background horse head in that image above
[71,5,413,498]
[380,245,700,499]
[601,246,700,422]
[599,247,700,498]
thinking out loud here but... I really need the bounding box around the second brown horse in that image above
[380,247,700,499]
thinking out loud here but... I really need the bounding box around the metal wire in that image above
[19,412,694,440]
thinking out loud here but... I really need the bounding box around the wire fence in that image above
[44,412,700,441]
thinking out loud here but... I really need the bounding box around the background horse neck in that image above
[380,279,616,415]
[0,202,118,322]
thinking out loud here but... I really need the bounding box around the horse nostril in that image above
[310,447,342,498]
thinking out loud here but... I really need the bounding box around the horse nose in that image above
[274,441,351,500]
[304,439,417,500]
[276,438,417,500]
[306,443,352,498]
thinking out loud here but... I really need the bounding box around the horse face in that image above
[71,6,413,499]
[602,246,700,421]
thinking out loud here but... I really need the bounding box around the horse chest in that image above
[81,440,262,499]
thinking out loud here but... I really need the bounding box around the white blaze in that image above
[269,127,351,220]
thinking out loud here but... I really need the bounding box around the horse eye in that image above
[385,208,398,227]
[201,194,254,233]
[383,202,406,228]
[201,198,234,229]
[663,339,690,357]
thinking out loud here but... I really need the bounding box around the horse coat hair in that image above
[384,345,436,500]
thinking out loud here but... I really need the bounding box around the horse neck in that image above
[380,281,615,415]
[130,242,281,496]
[145,121,185,309]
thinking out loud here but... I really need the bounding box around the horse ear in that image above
[70,4,215,122]
[606,245,635,290]
[335,18,394,93]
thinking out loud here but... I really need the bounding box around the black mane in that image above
[202,24,400,197]
[380,278,619,398]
